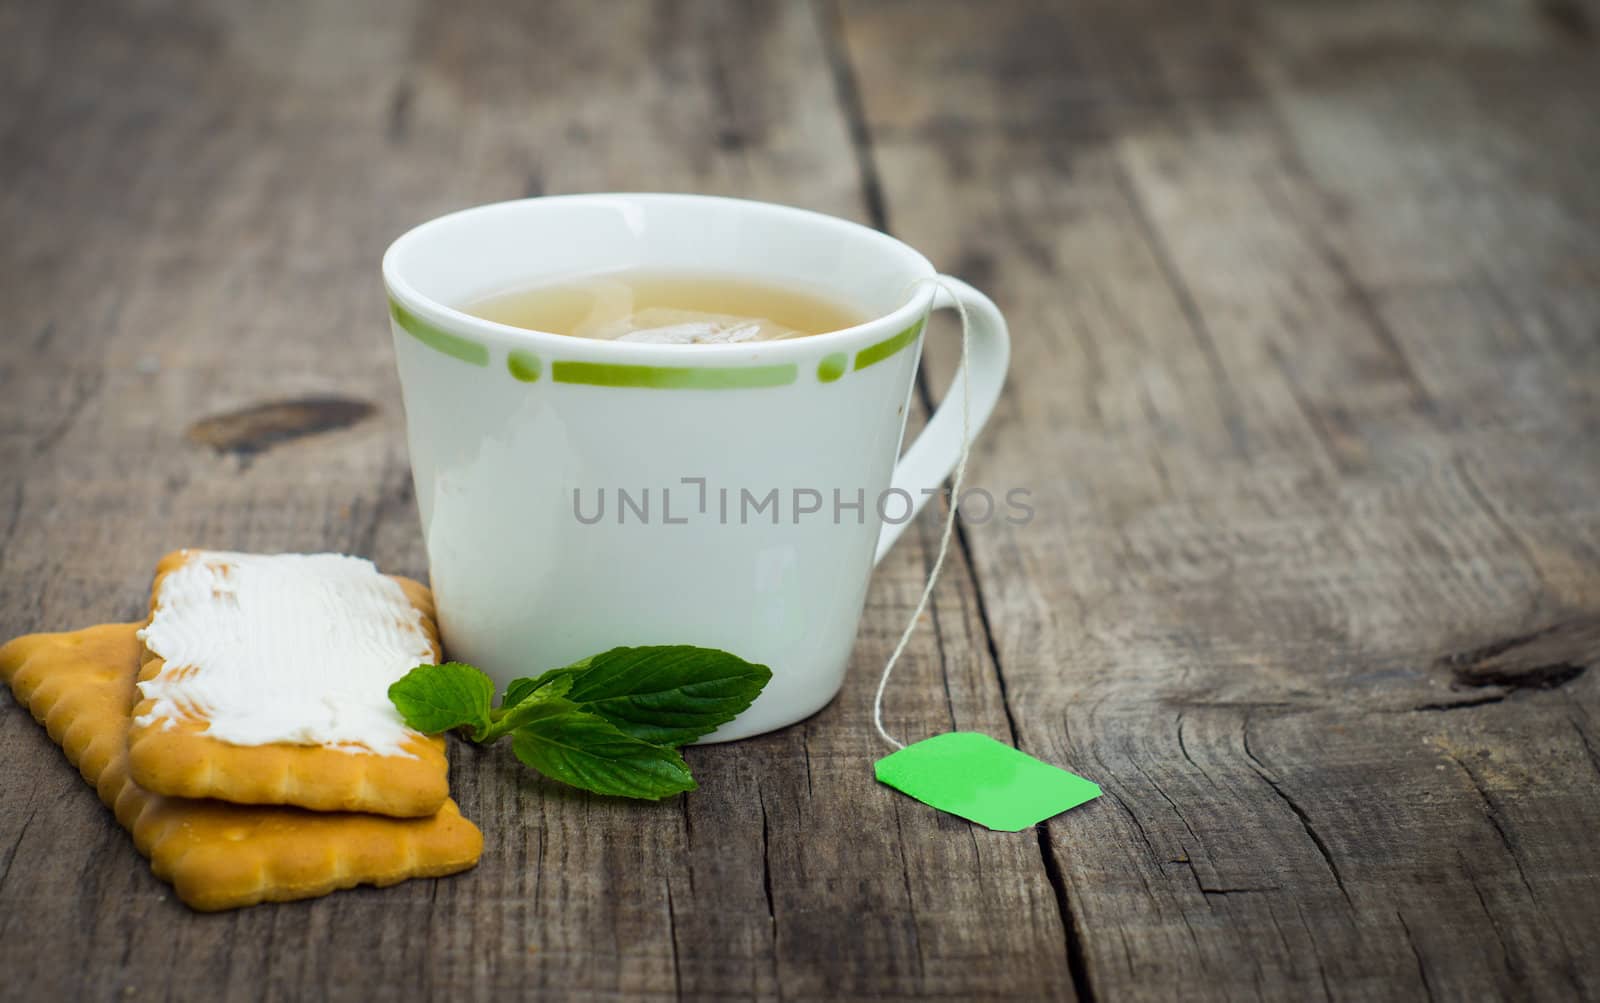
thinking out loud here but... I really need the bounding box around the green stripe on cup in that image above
[855,318,925,371]
[817,352,848,383]
[551,361,798,390]
[389,299,489,367]
[507,349,541,382]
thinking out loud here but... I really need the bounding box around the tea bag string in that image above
[873,276,973,751]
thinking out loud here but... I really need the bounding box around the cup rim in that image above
[381,193,939,360]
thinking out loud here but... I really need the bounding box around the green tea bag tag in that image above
[868,283,1100,831]
[874,732,1100,831]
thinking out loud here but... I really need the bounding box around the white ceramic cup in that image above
[382,194,1008,740]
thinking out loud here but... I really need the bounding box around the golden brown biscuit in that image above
[127,549,450,817]
[0,622,482,911]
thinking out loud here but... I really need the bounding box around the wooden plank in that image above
[0,0,1073,999]
[841,0,1600,999]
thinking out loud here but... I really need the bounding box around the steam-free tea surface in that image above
[464,271,868,344]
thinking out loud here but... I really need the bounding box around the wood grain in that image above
[842,0,1600,999]
[1,0,1597,999]
[0,1,1064,1000]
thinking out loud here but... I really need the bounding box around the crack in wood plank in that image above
[0,481,24,560]
[887,800,926,981]
[1240,716,1353,908]
[816,0,887,231]
[818,3,1088,999]
[1293,901,1336,1003]
[666,879,683,1003]
[1101,787,1164,870]
[1135,760,1207,859]
[32,369,103,460]
[1436,745,1586,995]
[349,447,413,561]
[386,78,413,144]
[1108,157,1251,460]
[757,790,775,926]
[1038,827,1099,1003]
[1410,692,1512,712]
[1439,750,1539,904]
[1395,910,1437,1003]
[1461,851,1518,981]
[1537,0,1595,40]
[1265,339,1355,476]
[1435,617,1596,694]
[0,802,37,900]
[1572,717,1600,780]
[1453,455,1553,604]
[185,396,376,460]
[1253,124,1432,406]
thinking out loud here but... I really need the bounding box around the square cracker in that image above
[0,622,482,911]
[127,549,450,817]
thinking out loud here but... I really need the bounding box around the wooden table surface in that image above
[3,1,1598,999]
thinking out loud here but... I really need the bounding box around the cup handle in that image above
[875,275,1011,565]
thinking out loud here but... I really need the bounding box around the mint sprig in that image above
[387,662,497,740]
[387,646,772,800]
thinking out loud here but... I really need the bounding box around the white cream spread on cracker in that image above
[135,551,436,756]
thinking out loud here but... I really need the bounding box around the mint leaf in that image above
[558,646,772,746]
[492,677,579,736]
[502,663,584,709]
[388,662,495,739]
[387,645,772,801]
[510,708,696,799]
[502,676,545,709]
